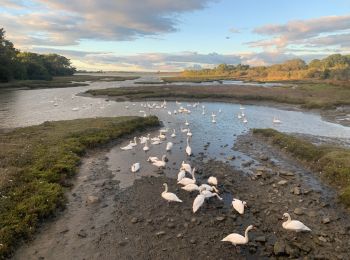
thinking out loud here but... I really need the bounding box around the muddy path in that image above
[13,133,350,259]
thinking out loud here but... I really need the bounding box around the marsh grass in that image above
[0,75,140,89]
[86,83,350,109]
[0,116,159,258]
[252,128,350,207]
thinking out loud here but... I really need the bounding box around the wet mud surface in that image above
[13,132,350,259]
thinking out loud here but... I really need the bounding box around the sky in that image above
[1,0,350,71]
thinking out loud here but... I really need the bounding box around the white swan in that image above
[151,137,161,141]
[243,117,248,124]
[131,163,140,173]
[199,184,219,193]
[201,189,222,200]
[208,176,218,186]
[147,156,159,163]
[168,111,172,115]
[159,131,166,140]
[193,194,205,213]
[177,169,186,181]
[152,140,162,145]
[166,142,173,151]
[185,119,189,126]
[186,137,192,156]
[143,139,150,151]
[152,155,167,168]
[181,183,199,192]
[181,127,188,133]
[187,129,192,137]
[273,116,281,124]
[121,142,133,150]
[161,183,182,203]
[130,137,137,147]
[171,129,176,138]
[139,134,150,144]
[282,213,311,232]
[178,168,196,186]
[221,225,255,246]
[232,199,247,215]
[212,116,216,124]
[181,161,192,173]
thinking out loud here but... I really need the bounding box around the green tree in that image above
[0,28,19,82]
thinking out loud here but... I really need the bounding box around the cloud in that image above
[229,27,240,33]
[31,47,329,71]
[1,0,216,47]
[249,15,350,50]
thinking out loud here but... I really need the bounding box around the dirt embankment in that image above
[13,132,350,259]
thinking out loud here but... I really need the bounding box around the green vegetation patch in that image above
[0,116,159,258]
[252,128,350,206]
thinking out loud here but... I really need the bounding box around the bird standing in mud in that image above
[221,225,255,247]
[161,183,182,203]
[232,199,247,215]
[131,163,140,173]
[282,213,311,232]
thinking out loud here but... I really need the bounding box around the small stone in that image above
[156,231,166,237]
[274,241,286,256]
[294,208,303,215]
[86,195,100,204]
[255,236,266,243]
[190,217,197,223]
[190,238,196,244]
[216,216,225,221]
[292,187,301,195]
[176,233,183,238]
[77,229,87,238]
[118,240,128,246]
[278,180,288,185]
[131,217,138,224]
[167,222,175,229]
[322,217,331,224]
[279,171,295,176]
[259,155,269,161]
[318,236,327,243]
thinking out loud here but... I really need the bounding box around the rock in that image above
[278,180,288,185]
[242,160,254,167]
[294,208,303,215]
[77,229,87,238]
[274,241,286,256]
[216,216,225,221]
[285,244,300,258]
[255,236,266,243]
[322,217,331,224]
[118,240,128,246]
[292,187,301,195]
[279,171,295,177]
[190,238,196,244]
[308,211,318,217]
[86,195,100,204]
[259,155,269,161]
[166,222,175,229]
[176,233,183,238]
[131,217,138,224]
[227,156,236,160]
[318,236,327,243]
[156,231,166,237]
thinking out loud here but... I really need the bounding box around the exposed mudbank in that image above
[13,132,350,259]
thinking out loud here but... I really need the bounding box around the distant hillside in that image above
[181,54,350,82]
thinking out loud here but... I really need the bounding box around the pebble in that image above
[259,155,269,161]
[131,217,138,224]
[216,216,225,221]
[273,241,286,255]
[294,208,304,215]
[322,217,331,224]
[156,231,166,237]
[277,180,288,185]
[86,195,100,204]
[292,187,301,195]
[190,238,196,244]
[255,236,266,243]
[77,229,87,238]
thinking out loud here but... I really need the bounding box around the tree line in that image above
[182,54,350,81]
[0,28,76,82]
